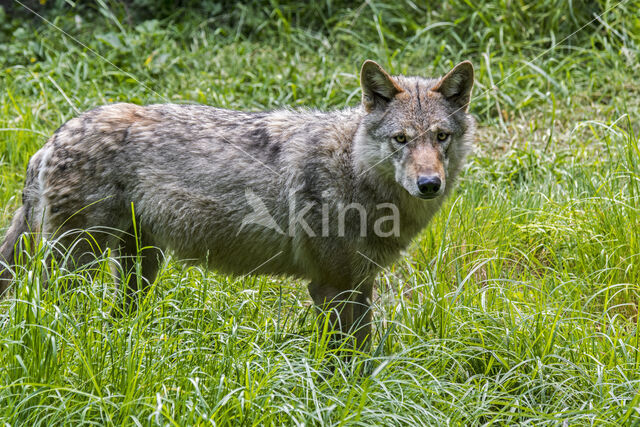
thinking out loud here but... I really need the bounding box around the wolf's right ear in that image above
[360,60,403,112]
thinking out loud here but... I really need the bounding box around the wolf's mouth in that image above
[416,193,440,200]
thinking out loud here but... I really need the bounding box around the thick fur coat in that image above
[0,60,475,345]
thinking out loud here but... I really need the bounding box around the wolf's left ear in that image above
[360,60,404,112]
[431,61,474,111]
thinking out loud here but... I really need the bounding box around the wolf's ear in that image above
[360,60,403,112]
[431,61,474,111]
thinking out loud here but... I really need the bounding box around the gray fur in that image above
[0,207,27,295]
[0,60,475,346]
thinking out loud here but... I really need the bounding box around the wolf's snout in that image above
[417,176,441,197]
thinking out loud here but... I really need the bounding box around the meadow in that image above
[0,1,639,424]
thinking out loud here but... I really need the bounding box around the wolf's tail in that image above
[0,206,28,296]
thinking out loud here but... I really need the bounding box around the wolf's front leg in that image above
[307,280,373,350]
[307,281,354,346]
[351,280,374,349]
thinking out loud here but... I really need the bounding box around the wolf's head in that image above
[354,60,475,200]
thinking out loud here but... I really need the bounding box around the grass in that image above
[1,0,640,424]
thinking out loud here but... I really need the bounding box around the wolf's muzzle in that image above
[417,176,442,198]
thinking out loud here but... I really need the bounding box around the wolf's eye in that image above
[436,132,449,142]
[394,134,407,144]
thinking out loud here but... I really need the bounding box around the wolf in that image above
[0,60,475,347]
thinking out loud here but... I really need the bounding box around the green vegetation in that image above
[1,1,639,424]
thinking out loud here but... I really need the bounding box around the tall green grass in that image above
[1,0,639,424]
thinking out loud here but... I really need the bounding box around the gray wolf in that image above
[0,60,475,347]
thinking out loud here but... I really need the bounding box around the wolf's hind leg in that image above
[115,227,163,314]
[0,207,29,296]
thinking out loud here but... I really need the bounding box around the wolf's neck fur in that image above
[256,104,465,266]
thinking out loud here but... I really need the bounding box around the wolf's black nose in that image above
[417,176,441,195]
